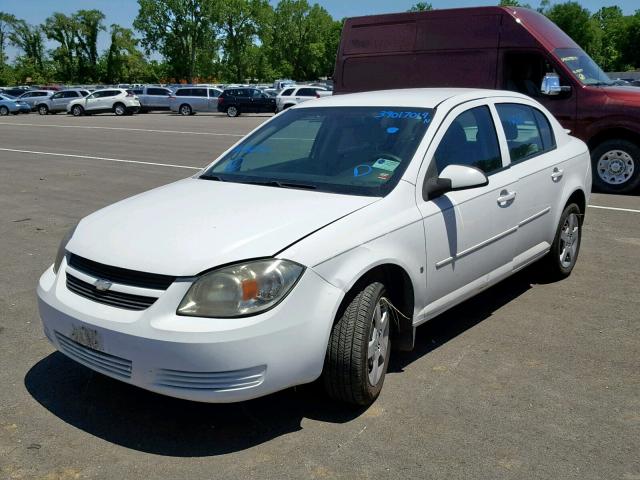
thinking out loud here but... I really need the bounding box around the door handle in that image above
[497,190,517,205]
[551,168,564,181]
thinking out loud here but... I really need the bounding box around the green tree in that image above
[545,2,600,58]
[408,2,433,11]
[0,12,18,65]
[44,12,78,81]
[73,9,106,81]
[134,0,219,83]
[103,24,148,83]
[499,0,531,8]
[618,11,640,70]
[9,20,46,71]
[592,6,625,71]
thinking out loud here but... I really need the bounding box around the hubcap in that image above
[597,150,635,185]
[367,298,390,386]
[559,213,580,269]
[116,106,124,115]
[229,107,237,116]
[181,106,189,115]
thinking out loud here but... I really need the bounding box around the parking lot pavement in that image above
[0,113,638,480]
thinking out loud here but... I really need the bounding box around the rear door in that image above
[416,101,520,318]
[147,87,171,108]
[191,88,208,111]
[493,100,564,268]
[50,92,66,111]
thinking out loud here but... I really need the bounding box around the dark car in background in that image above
[217,88,277,117]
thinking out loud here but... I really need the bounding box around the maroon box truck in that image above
[333,6,640,194]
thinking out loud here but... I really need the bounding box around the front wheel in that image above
[540,203,582,280]
[71,105,84,117]
[323,282,391,406]
[591,139,640,193]
[38,104,49,115]
[179,104,192,116]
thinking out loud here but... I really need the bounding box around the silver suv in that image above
[131,86,173,112]
[36,89,90,115]
[169,87,222,115]
[16,90,53,110]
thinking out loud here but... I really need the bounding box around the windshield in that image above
[203,106,434,197]
[556,48,613,86]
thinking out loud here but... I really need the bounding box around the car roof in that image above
[293,88,531,109]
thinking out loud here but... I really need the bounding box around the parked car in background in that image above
[0,94,31,115]
[36,89,90,115]
[16,90,54,110]
[66,88,140,116]
[217,88,277,117]
[37,89,590,406]
[131,86,173,112]
[2,87,30,97]
[334,6,640,193]
[275,85,331,112]
[169,87,222,115]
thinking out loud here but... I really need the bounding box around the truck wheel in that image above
[37,104,49,115]
[540,202,582,280]
[179,104,192,116]
[226,106,239,117]
[0,106,9,116]
[323,282,391,406]
[71,105,84,117]
[591,139,640,193]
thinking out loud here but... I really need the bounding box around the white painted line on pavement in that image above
[588,205,640,214]
[0,121,245,137]
[0,147,202,170]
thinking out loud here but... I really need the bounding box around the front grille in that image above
[68,254,175,290]
[66,274,157,311]
[154,366,266,391]
[55,331,132,379]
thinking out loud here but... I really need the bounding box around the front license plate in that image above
[70,325,103,351]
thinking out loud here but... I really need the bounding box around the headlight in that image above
[53,223,78,274]
[177,259,304,318]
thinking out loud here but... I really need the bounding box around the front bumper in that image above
[37,259,343,402]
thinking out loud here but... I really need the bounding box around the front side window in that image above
[434,106,502,174]
[52,92,63,99]
[203,107,434,197]
[556,47,612,86]
[495,104,553,163]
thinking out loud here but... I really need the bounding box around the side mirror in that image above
[424,164,488,200]
[540,74,571,95]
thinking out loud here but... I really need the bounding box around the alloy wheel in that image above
[368,297,390,386]
[559,212,580,269]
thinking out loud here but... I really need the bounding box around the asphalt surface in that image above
[0,112,638,480]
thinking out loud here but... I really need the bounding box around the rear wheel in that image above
[179,104,192,116]
[591,139,640,193]
[323,282,391,406]
[226,105,239,117]
[113,103,126,116]
[540,203,582,280]
[0,106,9,116]
[71,105,84,117]
[37,104,49,115]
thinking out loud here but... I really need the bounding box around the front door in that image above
[416,102,520,319]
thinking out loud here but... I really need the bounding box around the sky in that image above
[2,0,639,59]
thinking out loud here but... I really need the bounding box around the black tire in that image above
[113,103,126,116]
[179,104,192,116]
[71,105,84,117]
[591,139,640,194]
[226,105,240,117]
[0,106,9,116]
[540,203,583,280]
[37,104,49,115]
[323,282,391,406]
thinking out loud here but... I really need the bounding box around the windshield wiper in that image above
[239,179,318,190]
[200,174,225,181]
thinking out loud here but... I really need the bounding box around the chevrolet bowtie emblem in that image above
[94,279,113,292]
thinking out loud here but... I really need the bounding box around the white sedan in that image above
[37,89,591,405]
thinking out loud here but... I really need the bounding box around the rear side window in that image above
[434,106,502,174]
[297,88,317,97]
[496,104,554,163]
[280,88,295,96]
[191,88,207,97]
[148,88,168,95]
[104,90,120,97]
[176,89,191,97]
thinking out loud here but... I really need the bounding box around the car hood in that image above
[67,178,378,276]
[601,85,640,105]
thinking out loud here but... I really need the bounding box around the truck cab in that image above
[333,7,640,193]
